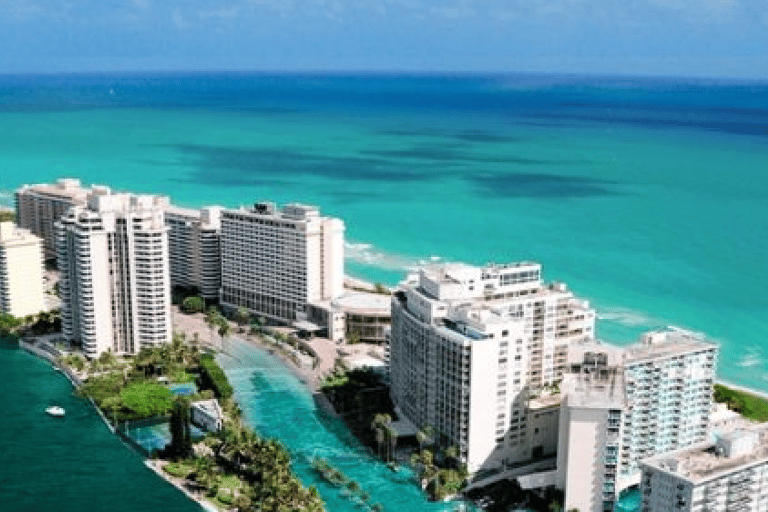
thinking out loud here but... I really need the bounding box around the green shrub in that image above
[120,381,173,418]
[181,296,205,314]
[216,488,235,505]
[198,354,234,399]
[163,462,192,478]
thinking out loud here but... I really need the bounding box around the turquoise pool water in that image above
[218,337,477,512]
[121,419,206,455]
[169,383,198,396]
[616,488,642,512]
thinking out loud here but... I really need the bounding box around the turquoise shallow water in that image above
[0,338,201,512]
[217,337,476,512]
[1,73,765,392]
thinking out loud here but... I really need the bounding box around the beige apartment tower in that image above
[56,192,172,358]
[0,222,46,318]
[15,178,103,261]
[219,202,344,324]
[389,262,595,473]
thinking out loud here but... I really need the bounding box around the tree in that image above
[181,295,205,314]
[417,424,434,451]
[385,426,398,463]
[168,398,193,460]
[371,413,391,461]
[217,317,232,351]
[235,306,250,330]
[120,381,173,418]
[205,306,222,346]
[346,330,361,345]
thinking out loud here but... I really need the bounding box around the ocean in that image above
[0,72,766,510]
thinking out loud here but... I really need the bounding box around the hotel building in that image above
[164,206,222,300]
[0,222,46,318]
[56,192,172,358]
[389,262,595,472]
[557,330,719,512]
[15,178,101,261]
[640,426,768,512]
[219,202,344,325]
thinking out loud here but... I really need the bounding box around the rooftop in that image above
[18,179,108,202]
[623,328,718,364]
[643,426,768,483]
[331,291,391,314]
[563,366,625,409]
[0,222,40,245]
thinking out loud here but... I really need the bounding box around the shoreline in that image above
[226,334,343,421]
[715,379,768,402]
[17,337,227,512]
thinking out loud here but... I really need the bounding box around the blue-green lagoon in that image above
[218,337,475,512]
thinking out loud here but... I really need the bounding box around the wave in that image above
[737,348,763,368]
[344,240,439,273]
[596,306,662,328]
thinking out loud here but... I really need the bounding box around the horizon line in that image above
[0,68,766,85]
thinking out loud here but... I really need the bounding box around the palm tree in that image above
[385,426,398,463]
[217,317,232,351]
[235,306,250,331]
[204,306,221,346]
[371,413,391,461]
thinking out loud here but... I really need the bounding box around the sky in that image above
[1,0,767,78]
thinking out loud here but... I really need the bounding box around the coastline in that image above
[17,337,225,512]
[715,379,768,402]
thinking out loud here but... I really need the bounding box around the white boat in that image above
[46,406,65,417]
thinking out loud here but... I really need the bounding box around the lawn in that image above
[713,383,768,422]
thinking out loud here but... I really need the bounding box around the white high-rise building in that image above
[164,206,222,300]
[56,192,172,358]
[389,262,595,472]
[619,330,718,486]
[219,202,344,324]
[557,330,719,512]
[640,426,768,512]
[0,222,46,318]
[15,178,104,260]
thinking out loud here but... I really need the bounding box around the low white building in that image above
[308,290,392,344]
[0,222,46,318]
[191,399,224,432]
[640,426,768,512]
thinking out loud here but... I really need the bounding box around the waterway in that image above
[217,337,477,512]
